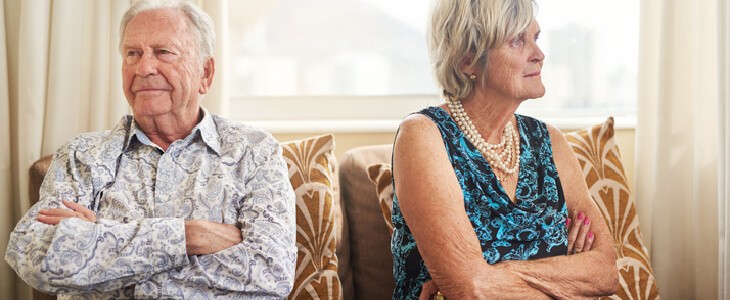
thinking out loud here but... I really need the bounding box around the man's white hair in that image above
[119,0,216,65]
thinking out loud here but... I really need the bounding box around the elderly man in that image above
[5,0,296,299]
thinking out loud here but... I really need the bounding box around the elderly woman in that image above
[391,0,619,299]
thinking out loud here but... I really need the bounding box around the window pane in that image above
[522,0,639,112]
[228,0,638,112]
[228,0,437,97]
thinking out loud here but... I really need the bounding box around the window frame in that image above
[230,95,636,133]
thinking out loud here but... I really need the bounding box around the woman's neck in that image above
[457,89,523,144]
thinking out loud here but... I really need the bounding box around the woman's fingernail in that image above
[566,218,571,227]
[577,212,584,220]
[588,232,594,239]
[584,217,590,225]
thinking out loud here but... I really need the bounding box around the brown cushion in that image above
[29,155,54,208]
[566,117,660,299]
[338,144,393,300]
[366,163,394,236]
[281,134,342,300]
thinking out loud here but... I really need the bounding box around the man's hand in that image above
[37,199,98,225]
[185,220,243,255]
[36,200,243,255]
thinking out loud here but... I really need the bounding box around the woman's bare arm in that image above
[493,125,619,299]
[394,114,551,299]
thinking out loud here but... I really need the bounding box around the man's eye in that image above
[125,51,140,64]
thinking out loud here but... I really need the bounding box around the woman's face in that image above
[485,19,545,101]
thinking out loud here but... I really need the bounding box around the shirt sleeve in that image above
[138,138,297,299]
[4,142,190,295]
[145,135,297,299]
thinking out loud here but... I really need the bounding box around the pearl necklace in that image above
[446,98,520,181]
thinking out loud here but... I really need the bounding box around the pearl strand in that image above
[446,98,520,181]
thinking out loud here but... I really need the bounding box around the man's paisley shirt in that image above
[5,108,297,299]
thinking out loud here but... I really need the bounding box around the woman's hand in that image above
[566,211,594,254]
[419,280,440,300]
[36,199,97,225]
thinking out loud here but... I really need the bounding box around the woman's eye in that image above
[511,33,526,47]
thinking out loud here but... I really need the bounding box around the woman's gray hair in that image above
[428,0,536,101]
[119,0,216,65]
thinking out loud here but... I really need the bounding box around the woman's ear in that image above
[459,54,475,74]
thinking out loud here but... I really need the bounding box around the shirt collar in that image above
[124,107,221,155]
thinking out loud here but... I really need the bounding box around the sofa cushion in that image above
[338,144,394,300]
[565,117,660,299]
[366,163,394,236]
[367,118,659,299]
[281,134,342,300]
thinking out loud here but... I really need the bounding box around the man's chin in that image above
[132,103,172,118]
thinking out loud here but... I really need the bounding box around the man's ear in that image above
[199,57,215,95]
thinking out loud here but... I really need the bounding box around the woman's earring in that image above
[469,74,476,81]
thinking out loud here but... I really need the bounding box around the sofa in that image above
[25,117,659,300]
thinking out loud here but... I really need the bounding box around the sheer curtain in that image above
[720,0,730,298]
[636,0,722,299]
[0,1,228,299]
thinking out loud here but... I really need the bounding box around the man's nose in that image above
[136,53,158,76]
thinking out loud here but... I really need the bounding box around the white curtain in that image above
[0,1,229,299]
[719,0,730,298]
[636,0,722,299]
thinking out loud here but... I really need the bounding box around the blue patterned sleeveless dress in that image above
[391,107,568,300]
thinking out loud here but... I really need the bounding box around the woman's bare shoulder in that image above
[543,122,575,164]
[396,113,444,149]
[393,112,453,180]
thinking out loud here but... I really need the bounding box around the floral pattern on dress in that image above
[391,107,568,300]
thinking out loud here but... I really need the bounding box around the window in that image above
[228,0,639,131]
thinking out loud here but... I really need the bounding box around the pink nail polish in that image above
[577,212,584,220]
[588,232,594,239]
[584,217,590,225]
[566,218,571,227]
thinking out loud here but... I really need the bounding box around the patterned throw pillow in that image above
[368,118,660,299]
[367,163,394,235]
[566,117,660,300]
[281,134,342,300]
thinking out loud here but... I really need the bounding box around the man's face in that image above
[121,8,210,120]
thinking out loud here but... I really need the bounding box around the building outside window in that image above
[228,0,638,131]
